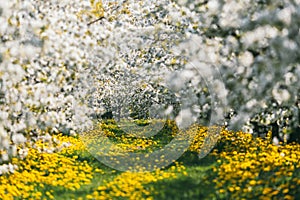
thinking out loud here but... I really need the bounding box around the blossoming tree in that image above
[0,0,300,173]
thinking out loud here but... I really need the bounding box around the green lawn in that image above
[1,119,299,200]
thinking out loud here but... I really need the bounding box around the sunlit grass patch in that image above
[81,119,179,155]
[87,162,187,200]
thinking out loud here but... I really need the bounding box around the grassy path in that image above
[1,120,300,199]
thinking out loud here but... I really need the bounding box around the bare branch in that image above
[87,16,105,26]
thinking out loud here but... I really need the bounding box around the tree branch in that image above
[87,16,105,26]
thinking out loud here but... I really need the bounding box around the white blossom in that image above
[0,0,300,168]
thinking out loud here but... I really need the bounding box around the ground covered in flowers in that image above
[1,120,300,200]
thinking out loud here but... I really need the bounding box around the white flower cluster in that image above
[203,0,300,137]
[0,0,94,171]
[1,0,300,172]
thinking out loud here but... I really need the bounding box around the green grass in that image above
[5,119,299,199]
[150,153,218,200]
[51,149,122,200]
[44,120,220,199]
[49,150,218,200]
[19,121,300,200]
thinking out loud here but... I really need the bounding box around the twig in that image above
[87,16,105,26]
[87,0,127,26]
